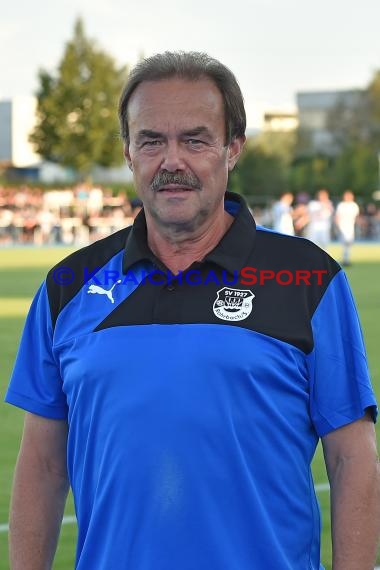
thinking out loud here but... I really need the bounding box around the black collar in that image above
[122,191,256,274]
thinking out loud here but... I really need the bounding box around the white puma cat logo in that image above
[87,280,121,303]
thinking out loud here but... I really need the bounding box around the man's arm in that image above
[322,411,380,570]
[9,412,70,570]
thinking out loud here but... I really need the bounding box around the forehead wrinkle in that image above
[135,125,214,143]
[128,78,226,141]
[136,129,164,139]
[181,126,211,137]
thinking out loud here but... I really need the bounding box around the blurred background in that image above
[1,0,380,240]
[1,1,380,568]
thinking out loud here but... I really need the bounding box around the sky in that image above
[1,0,380,128]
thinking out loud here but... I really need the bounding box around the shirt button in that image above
[166,284,175,291]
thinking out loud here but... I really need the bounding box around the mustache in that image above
[150,171,202,192]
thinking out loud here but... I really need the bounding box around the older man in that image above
[6,52,380,570]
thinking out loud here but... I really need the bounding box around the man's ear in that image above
[123,143,133,171]
[227,136,246,172]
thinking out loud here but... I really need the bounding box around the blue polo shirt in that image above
[5,192,377,569]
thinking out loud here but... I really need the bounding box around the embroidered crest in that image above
[213,287,255,322]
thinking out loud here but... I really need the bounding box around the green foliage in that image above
[30,18,127,176]
[319,70,380,197]
[332,144,378,196]
[326,92,369,150]
[294,128,315,158]
[288,146,378,199]
[363,71,380,147]
[288,155,334,195]
[254,130,297,167]
[229,141,287,200]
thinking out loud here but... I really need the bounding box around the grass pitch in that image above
[0,243,379,569]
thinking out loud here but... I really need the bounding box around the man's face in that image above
[124,77,244,232]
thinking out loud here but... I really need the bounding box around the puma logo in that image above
[87,280,121,303]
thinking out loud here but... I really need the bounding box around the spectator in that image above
[335,190,360,266]
[306,189,334,248]
[272,192,294,235]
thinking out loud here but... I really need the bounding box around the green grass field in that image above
[0,243,379,569]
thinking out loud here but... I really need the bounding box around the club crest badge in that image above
[213,287,255,322]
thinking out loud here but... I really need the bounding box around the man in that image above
[335,190,360,266]
[5,52,380,569]
[271,191,294,235]
[307,189,334,248]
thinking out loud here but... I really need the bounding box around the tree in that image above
[323,70,380,197]
[30,18,128,177]
[229,141,287,202]
[254,130,296,169]
[288,155,334,195]
[332,144,378,197]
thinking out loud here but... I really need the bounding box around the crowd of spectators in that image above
[253,191,380,242]
[0,184,379,246]
[0,184,142,246]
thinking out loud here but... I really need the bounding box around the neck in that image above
[146,211,234,274]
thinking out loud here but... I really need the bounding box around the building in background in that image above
[263,110,298,133]
[0,90,366,181]
[0,96,132,184]
[0,96,40,172]
[296,89,363,155]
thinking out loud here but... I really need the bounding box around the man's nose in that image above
[160,141,186,172]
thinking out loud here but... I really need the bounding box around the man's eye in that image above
[186,139,204,146]
[142,140,162,147]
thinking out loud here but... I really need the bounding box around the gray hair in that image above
[118,51,246,145]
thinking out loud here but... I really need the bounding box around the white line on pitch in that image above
[0,488,332,534]
[315,482,330,492]
[0,515,77,534]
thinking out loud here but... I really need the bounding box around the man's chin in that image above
[153,209,207,234]
[157,216,199,233]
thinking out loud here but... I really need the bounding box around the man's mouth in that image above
[157,185,196,193]
[150,173,201,193]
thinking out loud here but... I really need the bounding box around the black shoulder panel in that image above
[245,230,341,351]
[46,227,131,328]
[93,228,341,354]
[253,229,341,314]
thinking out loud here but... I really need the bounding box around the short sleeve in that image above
[307,270,377,437]
[4,281,68,419]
